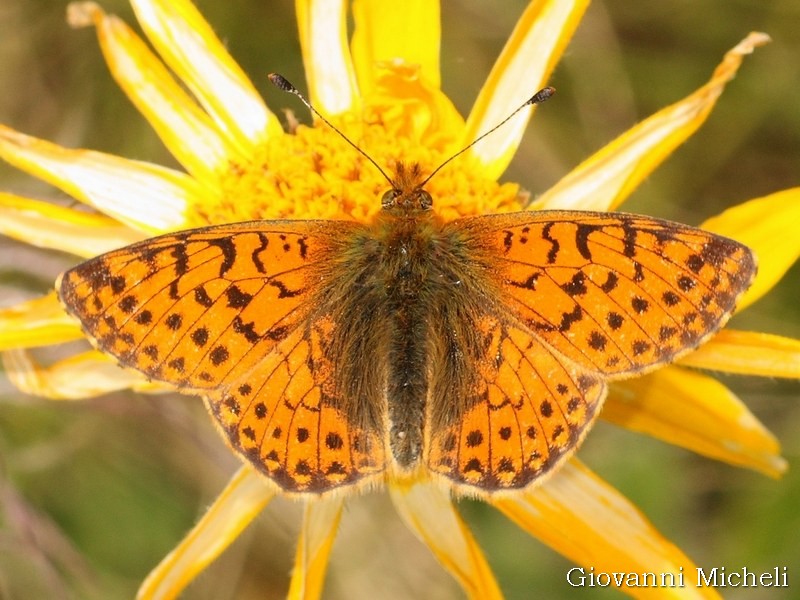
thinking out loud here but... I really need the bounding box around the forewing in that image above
[59,221,335,387]
[58,220,386,493]
[458,211,756,377]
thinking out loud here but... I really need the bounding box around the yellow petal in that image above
[463,0,589,180]
[0,294,83,350]
[68,2,239,183]
[130,0,281,152]
[2,348,168,399]
[296,0,359,115]
[389,478,502,600]
[679,330,800,379]
[0,192,144,257]
[351,0,440,95]
[605,366,786,478]
[0,125,203,234]
[493,460,721,600]
[287,496,345,600]
[533,32,771,211]
[700,187,800,310]
[138,465,274,600]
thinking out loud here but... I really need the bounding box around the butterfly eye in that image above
[418,190,433,209]
[381,189,399,208]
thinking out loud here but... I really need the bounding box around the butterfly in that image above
[56,77,756,496]
[56,155,755,496]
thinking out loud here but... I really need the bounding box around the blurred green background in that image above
[0,1,798,598]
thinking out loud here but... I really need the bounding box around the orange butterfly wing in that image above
[463,211,756,376]
[426,314,606,491]
[426,210,755,493]
[58,221,386,493]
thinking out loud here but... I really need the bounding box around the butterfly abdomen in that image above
[381,221,437,470]
[373,217,492,473]
[310,221,437,471]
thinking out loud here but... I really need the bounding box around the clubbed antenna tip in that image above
[268,73,295,93]
[529,86,555,105]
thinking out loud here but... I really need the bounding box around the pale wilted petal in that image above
[463,0,589,180]
[389,479,502,600]
[0,125,203,234]
[0,192,144,257]
[606,367,786,478]
[287,496,345,600]
[297,0,359,115]
[0,294,82,350]
[533,32,771,211]
[492,461,722,599]
[2,349,168,399]
[130,0,281,152]
[68,2,240,183]
[137,466,274,600]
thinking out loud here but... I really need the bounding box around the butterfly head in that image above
[380,162,433,215]
[381,162,433,216]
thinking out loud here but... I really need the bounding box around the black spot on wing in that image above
[226,285,253,308]
[119,295,137,314]
[622,223,638,258]
[560,271,587,296]
[575,224,600,260]
[208,237,237,276]
[191,327,209,347]
[558,305,583,332]
[194,286,214,307]
[466,430,484,447]
[542,222,560,264]
[165,313,183,330]
[297,237,309,259]
[600,272,618,293]
[171,244,189,276]
[109,276,126,295]
[134,310,153,325]
[269,278,303,298]
[509,272,540,290]
[233,316,260,343]
[252,233,269,274]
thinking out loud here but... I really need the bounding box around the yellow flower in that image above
[1,1,798,599]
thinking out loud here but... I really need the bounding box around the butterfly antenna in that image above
[419,86,556,188]
[268,73,395,187]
